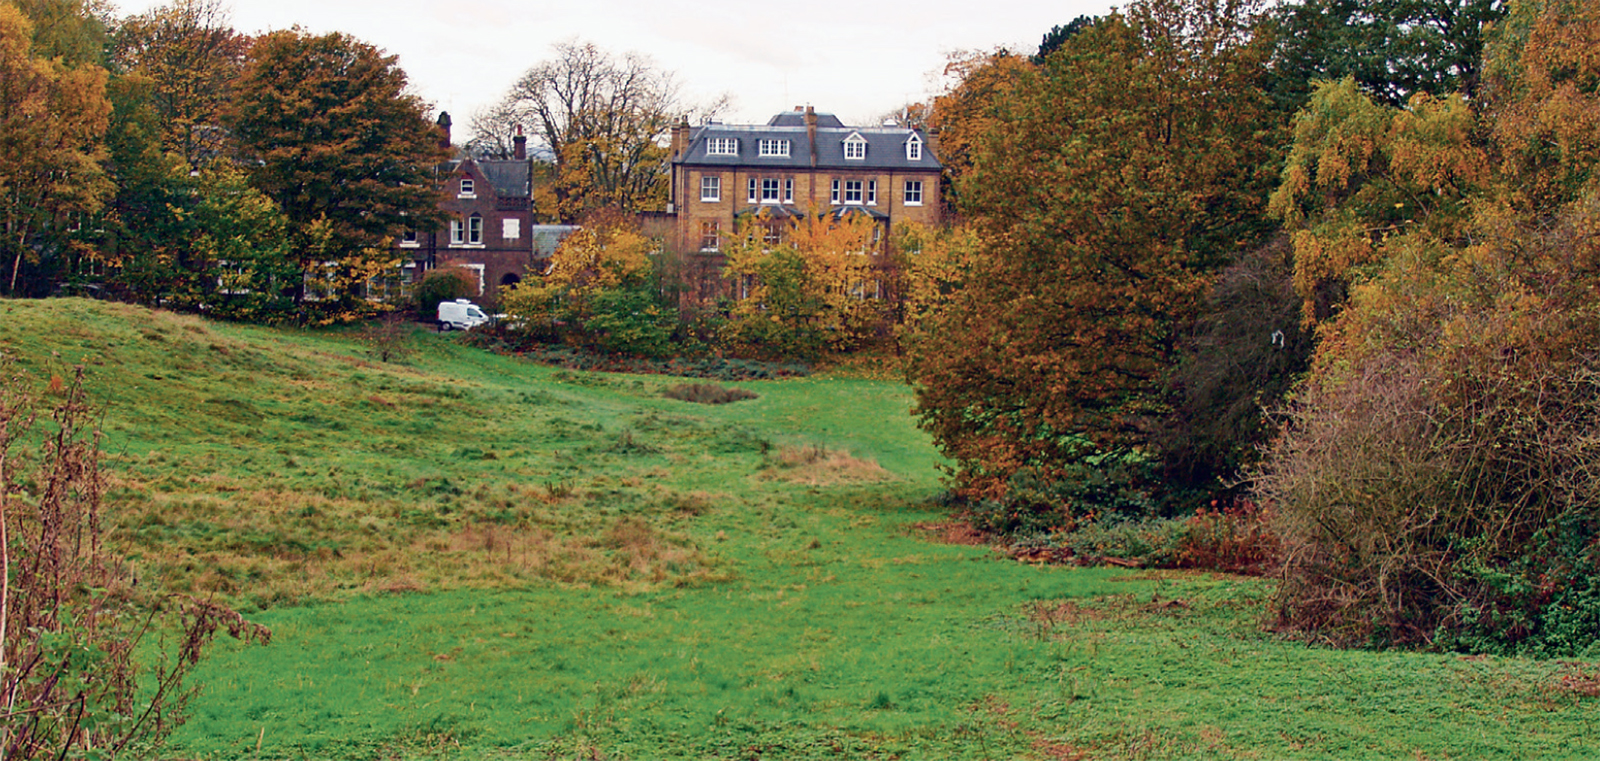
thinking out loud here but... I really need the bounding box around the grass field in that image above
[4,298,1598,759]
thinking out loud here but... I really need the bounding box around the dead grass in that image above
[758,444,892,486]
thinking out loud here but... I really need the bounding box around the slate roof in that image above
[677,111,941,172]
[476,159,532,199]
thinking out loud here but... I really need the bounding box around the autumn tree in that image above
[1256,0,1600,652]
[500,212,675,356]
[907,0,1279,508]
[0,2,112,296]
[716,211,890,360]
[230,29,447,313]
[476,41,724,223]
[111,0,248,166]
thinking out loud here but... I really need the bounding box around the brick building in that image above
[397,113,551,307]
[666,106,943,301]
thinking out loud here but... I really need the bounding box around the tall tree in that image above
[1264,0,1505,110]
[476,41,723,223]
[907,0,1279,502]
[0,2,112,296]
[229,29,447,311]
[111,0,248,166]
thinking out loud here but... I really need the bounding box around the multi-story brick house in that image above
[666,106,943,301]
[398,113,545,306]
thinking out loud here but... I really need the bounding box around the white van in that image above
[437,299,490,331]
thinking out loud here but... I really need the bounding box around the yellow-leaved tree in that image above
[500,213,674,356]
[718,210,889,360]
[0,2,111,296]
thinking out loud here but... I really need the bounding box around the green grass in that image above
[5,298,1599,759]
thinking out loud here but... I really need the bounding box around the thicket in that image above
[0,366,267,758]
[1254,0,1600,653]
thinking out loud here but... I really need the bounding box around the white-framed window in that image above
[906,134,923,161]
[784,178,794,203]
[843,133,866,160]
[699,221,720,251]
[844,179,864,204]
[867,180,877,206]
[904,180,924,206]
[459,178,475,198]
[747,177,758,203]
[400,228,419,248]
[503,218,521,240]
[831,179,840,204]
[706,137,738,156]
[758,139,791,157]
[465,263,485,295]
[450,219,464,245]
[761,178,781,203]
[468,214,483,246]
[700,175,721,202]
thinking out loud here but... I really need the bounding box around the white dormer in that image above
[843,132,867,160]
[905,133,923,161]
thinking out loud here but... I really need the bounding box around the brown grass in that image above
[758,444,892,486]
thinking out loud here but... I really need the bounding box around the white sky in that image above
[111,0,1119,131]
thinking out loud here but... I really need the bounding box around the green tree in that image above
[230,29,447,313]
[907,0,1279,504]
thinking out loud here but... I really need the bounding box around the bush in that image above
[415,267,477,320]
[662,383,758,405]
[965,456,1154,539]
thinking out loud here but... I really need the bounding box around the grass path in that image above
[4,299,1596,759]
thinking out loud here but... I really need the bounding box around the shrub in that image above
[662,383,758,405]
[415,267,477,320]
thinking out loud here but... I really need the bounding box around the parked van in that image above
[437,299,490,331]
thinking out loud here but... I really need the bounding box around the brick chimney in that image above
[436,111,452,150]
[513,125,526,160]
[927,127,941,164]
[670,119,691,160]
[805,106,817,167]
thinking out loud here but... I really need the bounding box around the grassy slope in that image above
[3,298,1596,760]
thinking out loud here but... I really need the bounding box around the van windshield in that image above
[467,307,487,319]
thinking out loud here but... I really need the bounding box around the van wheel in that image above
[437,321,450,332]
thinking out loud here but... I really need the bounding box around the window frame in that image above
[449,219,464,245]
[459,177,475,198]
[706,137,739,156]
[843,179,864,205]
[700,175,721,202]
[467,214,483,246]
[758,139,791,157]
[904,180,924,206]
[843,134,867,160]
[760,178,782,203]
[867,180,877,206]
[699,220,721,252]
[905,134,923,161]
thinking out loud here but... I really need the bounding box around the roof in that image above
[676,110,941,172]
[476,159,532,199]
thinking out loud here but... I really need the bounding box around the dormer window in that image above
[843,133,867,160]
[906,134,923,161]
[706,137,739,156]
[759,139,791,157]
[459,178,475,198]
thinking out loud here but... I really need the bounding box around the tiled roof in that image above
[677,112,941,172]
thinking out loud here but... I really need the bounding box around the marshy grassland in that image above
[3,298,1596,759]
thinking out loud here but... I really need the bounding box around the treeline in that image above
[1,0,446,321]
[904,0,1600,655]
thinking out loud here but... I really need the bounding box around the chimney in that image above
[927,127,941,164]
[805,106,817,168]
[513,125,526,160]
[670,119,691,160]
[436,111,452,150]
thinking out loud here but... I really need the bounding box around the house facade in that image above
[666,107,943,301]
[398,114,546,307]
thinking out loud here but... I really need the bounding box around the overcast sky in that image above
[112,0,1119,131]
